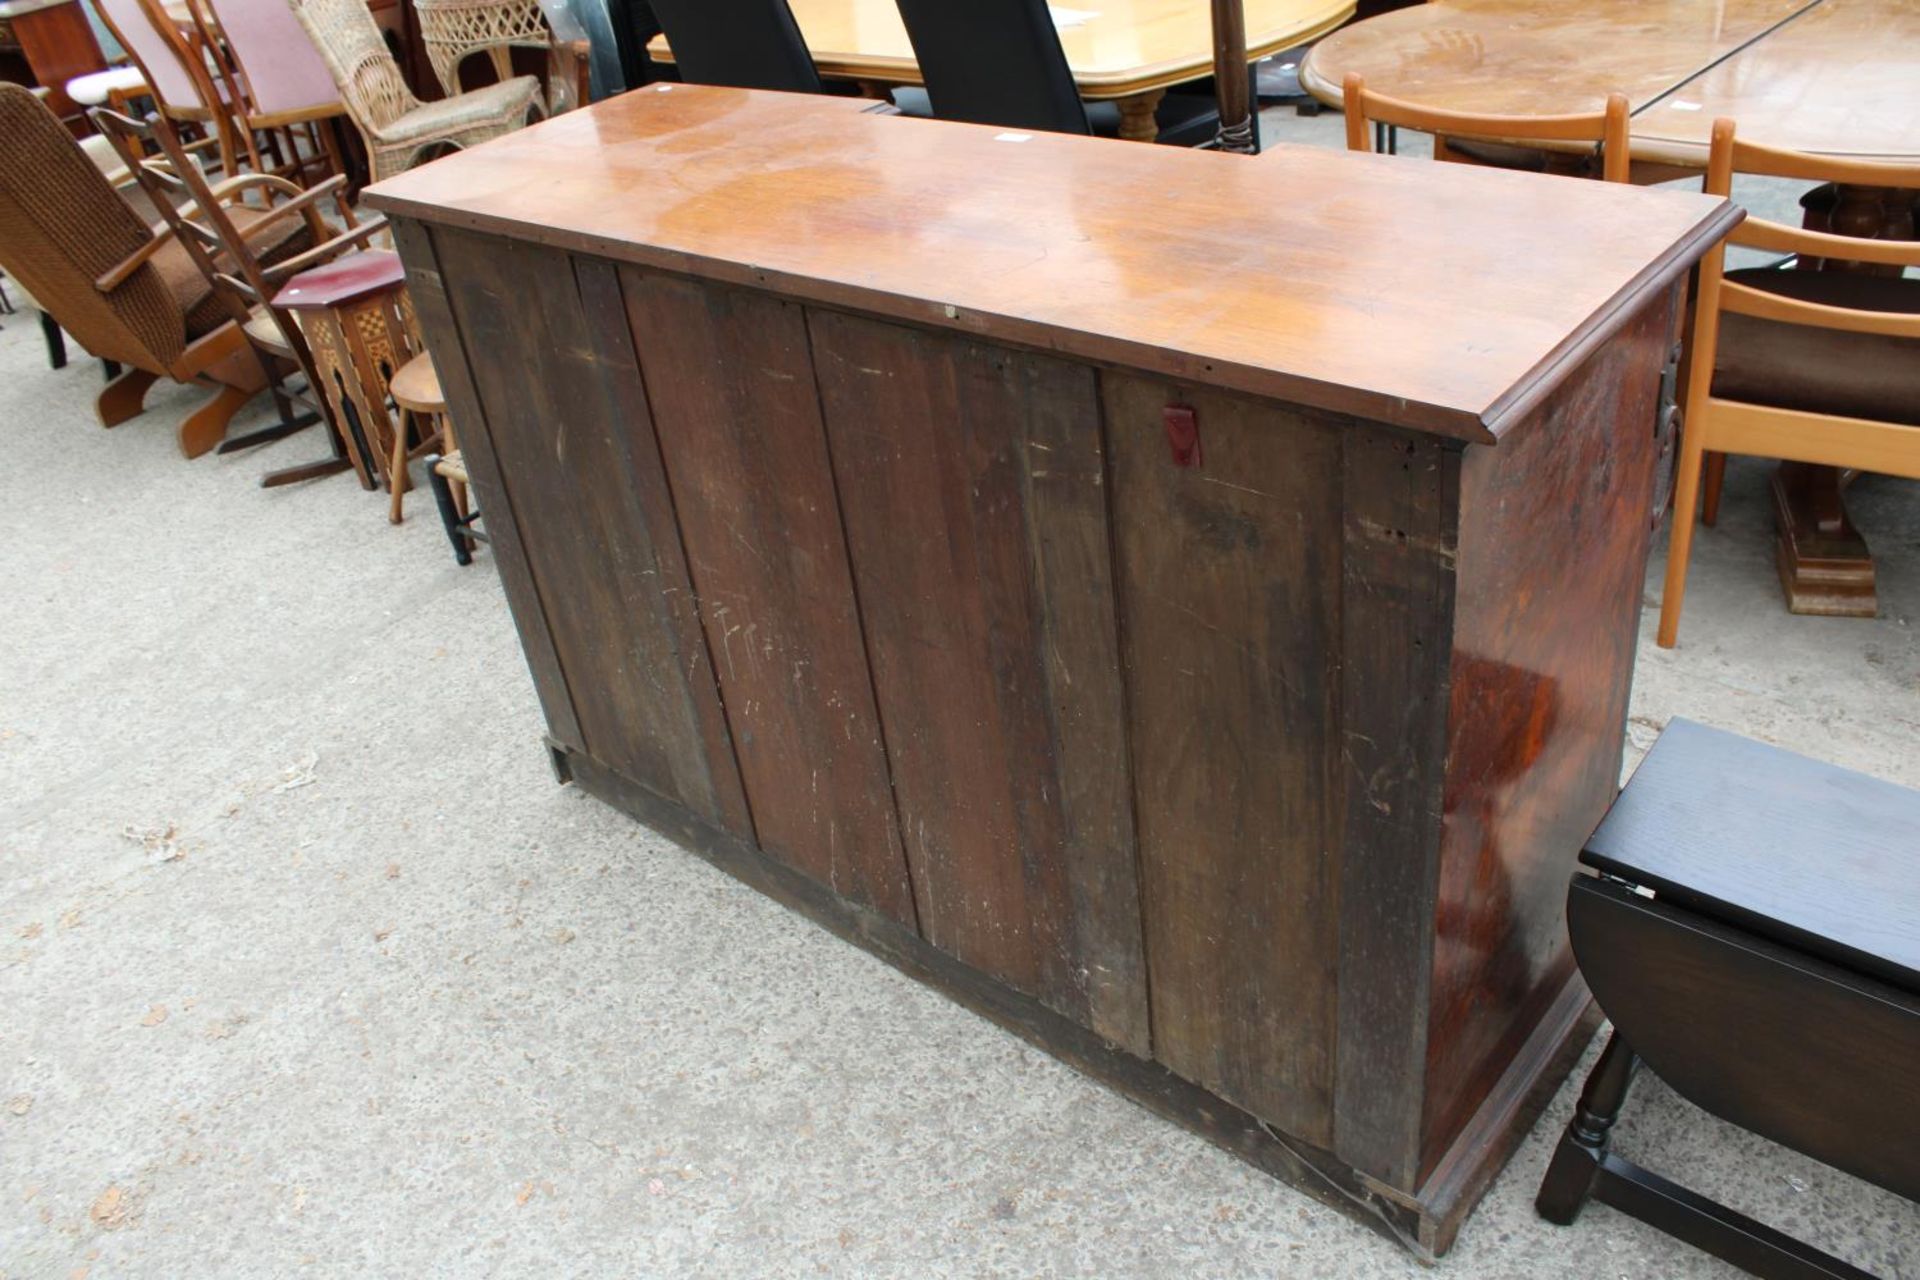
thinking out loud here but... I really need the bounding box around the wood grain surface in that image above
[363,85,1737,443]
[644,0,1354,97]
[1106,374,1342,1144]
[621,271,919,926]
[1586,717,1920,994]
[812,312,1151,1052]
[1302,0,1920,165]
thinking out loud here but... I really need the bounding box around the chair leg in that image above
[177,383,258,459]
[39,312,67,370]
[1700,452,1727,527]
[102,359,121,382]
[1656,422,1711,648]
[96,366,160,427]
[388,410,412,524]
[427,456,473,566]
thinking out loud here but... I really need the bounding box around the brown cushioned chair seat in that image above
[156,205,317,341]
[1713,268,1920,427]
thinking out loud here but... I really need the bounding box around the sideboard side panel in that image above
[620,271,919,928]
[431,229,734,820]
[392,217,583,754]
[1106,375,1342,1144]
[810,310,1150,1055]
[1419,292,1674,1178]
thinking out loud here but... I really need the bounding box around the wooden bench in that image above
[1538,718,1920,1279]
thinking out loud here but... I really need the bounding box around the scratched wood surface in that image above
[621,271,919,927]
[431,229,741,824]
[1105,374,1342,1145]
[1419,290,1673,1180]
[382,97,1725,1245]
[811,311,1150,1054]
[363,85,1737,444]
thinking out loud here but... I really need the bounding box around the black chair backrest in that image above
[648,0,821,94]
[893,0,1089,135]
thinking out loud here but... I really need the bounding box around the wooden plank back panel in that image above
[572,257,756,840]
[1332,427,1460,1188]
[389,218,585,756]
[620,271,918,927]
[810,311,1150,1054]
[1106,376,1343,1143]
[1419,292,1674,1178]
[431,229,737,821]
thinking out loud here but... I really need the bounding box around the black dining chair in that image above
[646,0,821,93]
[890,0,1222,145]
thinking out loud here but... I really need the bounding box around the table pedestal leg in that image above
[1116,89,1164,142]
[1771,462,1876,617]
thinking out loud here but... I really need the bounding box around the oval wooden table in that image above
[647,0,1355,141]
[1302,0,1920,617]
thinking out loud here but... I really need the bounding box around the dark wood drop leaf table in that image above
[1539,718,1920,1278]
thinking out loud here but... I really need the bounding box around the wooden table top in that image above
[1585,718,1920,996]
[366,85,1734,443]
[1300,0,1920,165]
[645,0,1355,98]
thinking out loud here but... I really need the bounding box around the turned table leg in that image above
[1536,1030,1641,1224]
[1115,89,1164,143]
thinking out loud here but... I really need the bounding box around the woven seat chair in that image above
[0,83,315,457]
[414,0,545,96]
[290,0,544,184]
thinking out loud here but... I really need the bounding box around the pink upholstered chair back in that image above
[95,0,204,113]
[204,0,341,116]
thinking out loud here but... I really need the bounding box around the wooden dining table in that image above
[646,0,1355,141]
[1302,0,1920,617]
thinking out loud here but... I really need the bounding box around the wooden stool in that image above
[274,250,423,502]
[387,349,448,524]
[1537,719,1919,1279]
[391,352,482,562]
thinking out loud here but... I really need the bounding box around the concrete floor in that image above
[3,111,1918,1280]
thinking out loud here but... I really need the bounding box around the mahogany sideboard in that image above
[366,86,1737,1257]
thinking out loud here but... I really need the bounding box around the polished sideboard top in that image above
[365,84,1737,444]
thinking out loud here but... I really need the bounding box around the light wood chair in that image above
[289,0,544,184]
[94,0,247,176]
[187,0,352,188]
[1342,73,1631,184]
[1657,118,1920,647]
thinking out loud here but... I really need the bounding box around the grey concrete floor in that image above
[4,110,1919,1280]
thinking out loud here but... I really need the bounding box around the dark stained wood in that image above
[3,0,104,129]
[1419,291,1674,1179]
[1565,878,1920,1225]
[571,258,756,842]
[1585,717,1920,994]
[389,217,585,754]
[362,85,1740,444]
[557,742,1451,1259]
[1106,375,1342,1145]
[809,311,1150,1053]
[431,229,740,823]
[620,271,918,927]
[1332,426,1459,1189]
[373,87,1733,1259]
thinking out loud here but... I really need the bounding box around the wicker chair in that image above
[290,0,544,183]
[414,0,545,96]
[0,83,312,457]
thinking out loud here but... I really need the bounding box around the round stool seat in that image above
[65,65,146,107]
[389,351,445,416]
